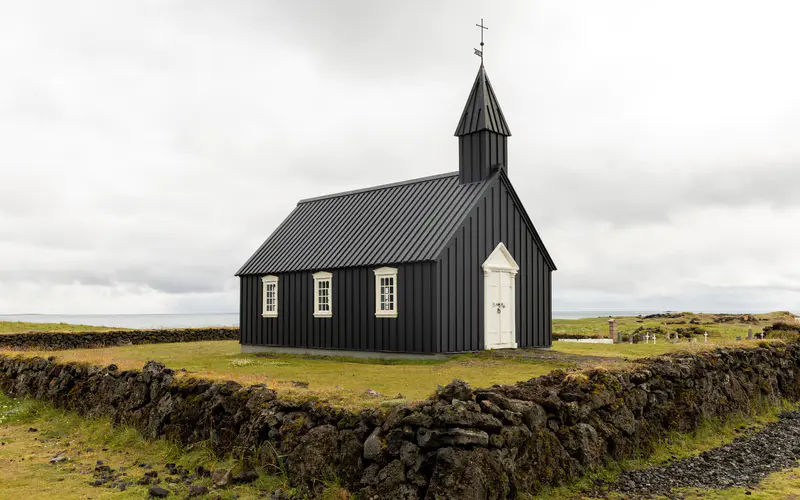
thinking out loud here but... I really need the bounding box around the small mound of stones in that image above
[600,409,800,498]
[84,459,257,496]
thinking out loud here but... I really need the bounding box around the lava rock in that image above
[211,469,231,487]
[232,470,258,483]
[437,380,473,402]
[286,424,338,490]
[148,485,170,498]
[363,428,385,460]
[187,484,209,497]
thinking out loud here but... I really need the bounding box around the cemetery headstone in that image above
[608,318,619,344]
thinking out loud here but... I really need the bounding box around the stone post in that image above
[608,319,618,344]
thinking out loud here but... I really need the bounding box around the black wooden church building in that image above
[236,62,556,355]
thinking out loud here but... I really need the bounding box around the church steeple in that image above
[454,63,511,184]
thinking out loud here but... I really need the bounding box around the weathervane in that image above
[474,18,487,61]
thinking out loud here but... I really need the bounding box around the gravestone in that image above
[747,328,753,340]
[608,319,619,344]
[703,331,708,343]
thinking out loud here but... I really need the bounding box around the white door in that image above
[482,243,519,350]
[498,271,514,345]
[485,270,515,348]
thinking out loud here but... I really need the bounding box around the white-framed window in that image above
[313,271,333,318]
[374,267,398,318]
[261,275,279,318]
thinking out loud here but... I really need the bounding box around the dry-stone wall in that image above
[2,342,800,498]
[0,328,238,350]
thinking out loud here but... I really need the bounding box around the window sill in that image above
[375,311,398,319]
[262,313,278,318]
[313,312,333,318]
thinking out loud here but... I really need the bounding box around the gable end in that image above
[432,170,555,270]
[496,172,556,270]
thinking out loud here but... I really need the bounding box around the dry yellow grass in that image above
[0,393,284,499]
[0,341,568,409]
[0,320,123,334]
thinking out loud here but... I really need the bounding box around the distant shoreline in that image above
[1,310,792,330]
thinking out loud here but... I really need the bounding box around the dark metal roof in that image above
[454,63,511,137]
[236,172,493,275]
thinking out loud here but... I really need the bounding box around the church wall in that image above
[436,174,553,352]
[239,261,439,354]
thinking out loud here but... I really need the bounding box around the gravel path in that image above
[597,409,800,498]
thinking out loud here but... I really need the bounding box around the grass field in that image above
[0,393,291,499]
[549,339,735,359]
[683,467,800,499]
[553,311,794,341]
[0,321,125,334]
[3,312,792,339]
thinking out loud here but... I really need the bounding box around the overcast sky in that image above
[1,1,799,315]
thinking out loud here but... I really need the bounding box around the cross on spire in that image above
[474,18,488,61]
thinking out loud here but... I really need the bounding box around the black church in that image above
[236,62,556,356]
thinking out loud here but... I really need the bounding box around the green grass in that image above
[551,340,691,359]
[553,311,794,342]
[681,467,800,499]
[0,320,125,334]
[0,392,291,499]
[537,398,798,499]
[1,341,569,409]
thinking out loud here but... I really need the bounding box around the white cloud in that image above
[0,0,798,314]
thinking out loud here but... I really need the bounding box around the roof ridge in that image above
[298,171,459,204]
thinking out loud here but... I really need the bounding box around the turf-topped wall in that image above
[1,343,800,498]
[0,328,238,350]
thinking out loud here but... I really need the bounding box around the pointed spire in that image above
[454,63,511,137]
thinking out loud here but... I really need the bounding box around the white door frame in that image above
[482,242,519,349]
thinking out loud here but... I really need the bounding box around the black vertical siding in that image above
[435,176,553,351]
[458,131,508,184]
[239,261,438,354]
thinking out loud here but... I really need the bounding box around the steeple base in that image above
[458,131,507,184]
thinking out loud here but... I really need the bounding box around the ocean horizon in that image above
[0,310,688,329]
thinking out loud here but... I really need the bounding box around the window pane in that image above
[264,282,277,312]
[316,279,332,314]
